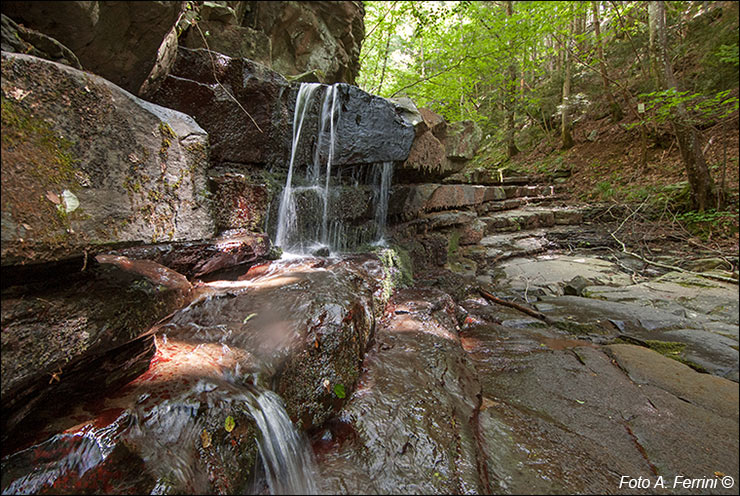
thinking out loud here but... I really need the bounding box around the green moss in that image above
[1,96,78,185]
[614,338,709,373]
[376,246,414,303]
[447,231,461,259]
[1,96,84,252]
[158,121,176,161]
[643,339,686,356]
[554,320,607,335]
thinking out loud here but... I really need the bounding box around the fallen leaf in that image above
[201,429,212,448]
[242,313,257,324]
[61,190,79,213]
[46,191,60,204]
[333,383,346,399]
[714,471,725,477]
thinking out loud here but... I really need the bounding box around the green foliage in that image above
[359,1,571,123]
[676,209,738,240]
[629,88,739,129]
[333,383,346,399]
[716,44,739,66]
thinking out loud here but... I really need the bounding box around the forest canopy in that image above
[358,1,739,213]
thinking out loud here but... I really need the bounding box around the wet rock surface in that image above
[1,259,189,453]
[1,255,390,494]
[314,288,488,494]
[459,320,738,494]
[1,52,215,266]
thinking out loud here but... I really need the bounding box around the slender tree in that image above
[504,0,519,158]
[592,1,623,122]
[648,1,718,210]
[561,10,575,149]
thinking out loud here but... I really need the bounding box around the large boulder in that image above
[244,1,365,84]
[394,109,482,182]
[150,46,292,168]
[0,13,82,69]
[398,107,449,181]
[327,84,416,166]
[179,2,272,66]
[1,52,216,267]
[1,1,183,96]
[446,120,482,160]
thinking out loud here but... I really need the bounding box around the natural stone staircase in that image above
[386,170,607,271]
[388,172,586,240]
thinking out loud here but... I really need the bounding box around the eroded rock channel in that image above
[1,4,738,492]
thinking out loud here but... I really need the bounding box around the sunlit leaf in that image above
[61,190,79,213]
[224,415,235,433]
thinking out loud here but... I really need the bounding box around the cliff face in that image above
[242,1,365,84]
[1,1,365,94]
[179,1,365,84]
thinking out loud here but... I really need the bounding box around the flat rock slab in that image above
[537,294,691,333]
[496,254,633,295]
[606,344,739,419]
[461,324,739,494]
[585,271,739,326]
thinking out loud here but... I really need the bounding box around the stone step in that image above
[475,195,566,215]
[480,206,585,234]
[389,183,564,220]
[442,168,571,186]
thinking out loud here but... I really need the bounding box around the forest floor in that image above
[506,112,740,263]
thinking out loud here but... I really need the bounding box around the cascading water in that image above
[275,83,321,251]
[273,82,394,255]
[372,161,393,242]
[246,390,318,495]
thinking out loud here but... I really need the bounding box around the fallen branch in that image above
[195,23,263,133]
[478,287,555,325]
[609,231,738,285]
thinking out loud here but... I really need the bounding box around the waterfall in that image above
[246,390,318,495]
[372,161,393,242]
[275,83,321,250]
[274,82,394,255]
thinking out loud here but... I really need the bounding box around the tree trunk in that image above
[648,1,718,211]
[504,0,519,158]
[561,15,574,150]
[592,1,623,122]
[376,26,392,94]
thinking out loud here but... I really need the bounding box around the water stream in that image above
[274,83,394,255]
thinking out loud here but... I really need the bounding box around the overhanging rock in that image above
[1,52,216,267]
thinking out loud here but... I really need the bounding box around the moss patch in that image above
[1,96,84,254]
[376,246,414,303]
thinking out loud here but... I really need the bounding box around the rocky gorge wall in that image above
[1,2,488,486]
